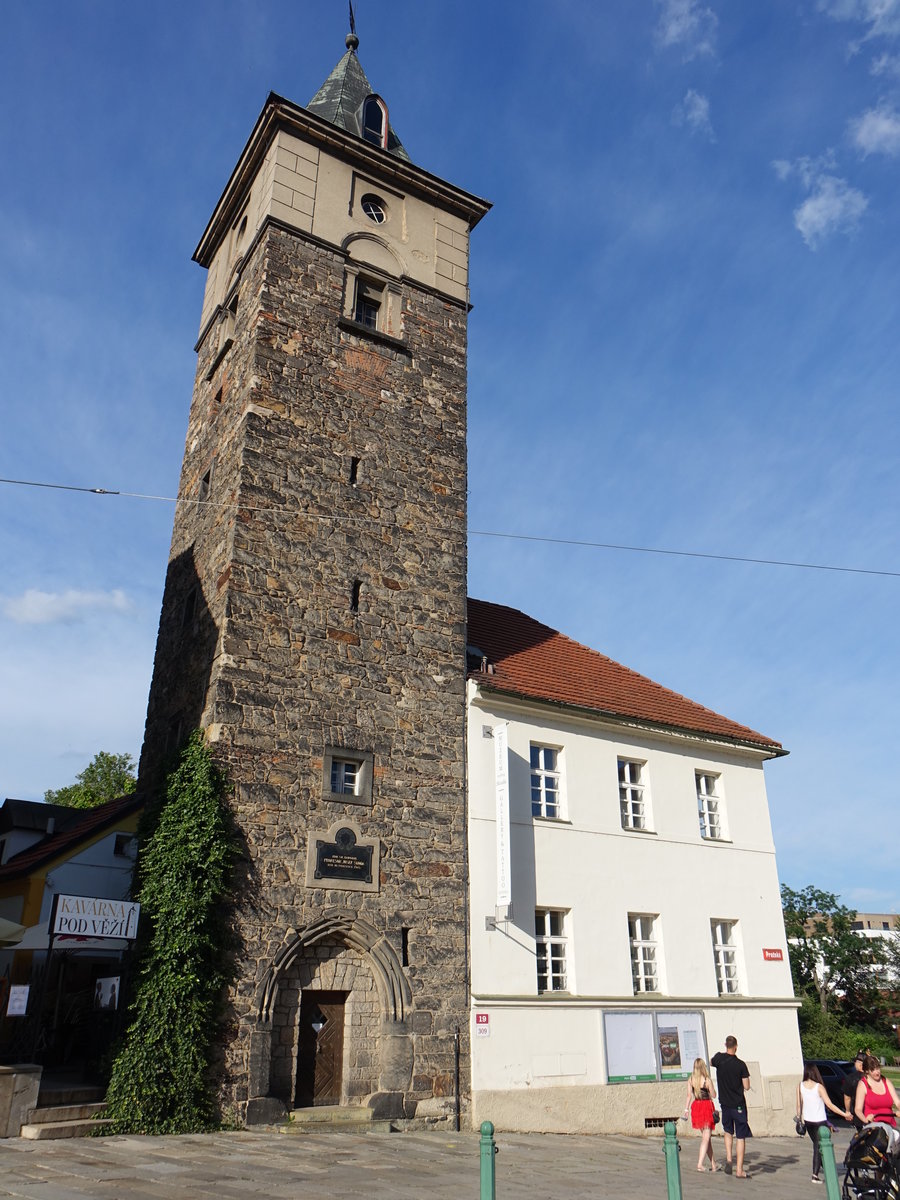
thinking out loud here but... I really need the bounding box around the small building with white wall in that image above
[465,598,802,1135]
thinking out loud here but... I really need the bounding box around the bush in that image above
[798,996,898,1064]
[102,733,234,1134]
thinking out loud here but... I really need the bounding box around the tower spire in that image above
[347,2,359,52]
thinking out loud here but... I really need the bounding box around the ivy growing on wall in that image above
[103,732,235,1134]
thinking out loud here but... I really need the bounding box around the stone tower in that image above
[139,32,489,1124]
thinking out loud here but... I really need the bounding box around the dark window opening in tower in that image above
[351,580,362,611]
[182,588,197,630]
[354,283,381,330]
[401,927,410,967]
[199,468,211,502]
[349,456,360,485]
[362,96,387,148]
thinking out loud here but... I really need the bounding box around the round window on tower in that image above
[360,194,387,224]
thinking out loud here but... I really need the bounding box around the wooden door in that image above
[295,990,346,1107]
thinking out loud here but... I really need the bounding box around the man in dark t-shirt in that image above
[842,1053,866,1131]
[711,1035,752,1177]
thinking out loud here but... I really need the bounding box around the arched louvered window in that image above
[362,95,387,148]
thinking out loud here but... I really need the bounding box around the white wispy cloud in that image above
[1,588,133,625]
[870,51,900,74]
[672,89,716,139]
[850,101,900,154]
[654,0,718,59]
[817,0,900,47]
[773,155,869,247]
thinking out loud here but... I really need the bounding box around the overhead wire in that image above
[1,474,897,579]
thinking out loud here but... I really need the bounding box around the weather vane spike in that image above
[346,1,359,51]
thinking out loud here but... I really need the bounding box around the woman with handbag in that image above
[798,1063,847,1183]
[684,1057,719,1172]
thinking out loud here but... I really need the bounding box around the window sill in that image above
[338,316,409,353]
[323,790,372,807]
[532,815,572,825]
[700,835,732,844]
[621,826,657,836]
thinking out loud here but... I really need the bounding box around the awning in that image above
[0,917,26,947]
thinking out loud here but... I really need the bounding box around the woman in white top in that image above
[797,1063,846,1183]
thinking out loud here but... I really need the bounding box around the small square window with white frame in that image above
[535,908,569,993]
[618,758,650,830]
[711,919,740,995]
[696,771,725,840]
[530,744,563,819]
[322,748,374,806]
[629,913,661,993]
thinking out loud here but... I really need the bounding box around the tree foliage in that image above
[103,732,234,1134]
[781,884,887,1027]
[44,751,136,809]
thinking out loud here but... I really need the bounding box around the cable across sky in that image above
[2,475,896,579]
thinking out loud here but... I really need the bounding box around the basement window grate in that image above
[644,1117,680,1129]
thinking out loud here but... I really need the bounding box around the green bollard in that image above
[663,1121,683,1200]
[480,1120,497,1200]
[817,1125,840,1200]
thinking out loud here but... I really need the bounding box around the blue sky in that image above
[1,1,897,911]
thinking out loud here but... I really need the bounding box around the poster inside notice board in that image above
[658,1012,707,1079]
[604,1011,657,1082]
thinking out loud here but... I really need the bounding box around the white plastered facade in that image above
[467,681,803,1135]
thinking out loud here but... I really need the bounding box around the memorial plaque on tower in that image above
[305,821,380,893]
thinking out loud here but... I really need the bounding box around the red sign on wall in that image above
[762,948,784,961]
[475,1012,490,1037]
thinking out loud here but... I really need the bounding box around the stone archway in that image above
[245,910,413,1124]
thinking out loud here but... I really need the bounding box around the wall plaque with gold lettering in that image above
[304,820,380,893]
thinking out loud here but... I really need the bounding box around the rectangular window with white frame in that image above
[531,744,563,819]
[711,919,740,995]
[696,771,725,840]
[618,758,650,830]
[629,913,661,993]
[535,908,569,993]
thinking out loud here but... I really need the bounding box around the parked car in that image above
[807,1059,856,1117]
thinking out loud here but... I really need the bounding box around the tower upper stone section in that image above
[193,55,490,342]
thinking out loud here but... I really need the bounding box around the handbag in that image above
[713,1107,720,1126]
[795,1115,806,1136]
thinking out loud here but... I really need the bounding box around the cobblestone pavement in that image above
[0,1124,857,1199]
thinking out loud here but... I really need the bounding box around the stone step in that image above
[27,1102,107,1125]
[283,1105,394,1134]
[20,1116,112,1140]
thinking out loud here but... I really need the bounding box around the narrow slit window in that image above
[401,927,410,967]
[349,456,360,485]
[182,588,197,630]
[350,580,362,612]
[199,469,211,502]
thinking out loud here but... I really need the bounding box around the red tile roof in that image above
[0,793,145,882]
[467,598,783,752]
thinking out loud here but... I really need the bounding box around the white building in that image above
[465,598,802,1135]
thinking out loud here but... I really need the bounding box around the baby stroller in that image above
[843,1124,900,1200]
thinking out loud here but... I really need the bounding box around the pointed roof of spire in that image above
[307,34,410,162]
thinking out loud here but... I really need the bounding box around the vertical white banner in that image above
[494,723,512,907]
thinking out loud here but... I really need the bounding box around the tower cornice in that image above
[194,91,490,268]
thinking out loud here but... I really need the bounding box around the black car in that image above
[807,1058,856,1116]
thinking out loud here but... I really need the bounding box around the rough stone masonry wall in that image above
[145,219,472,1120]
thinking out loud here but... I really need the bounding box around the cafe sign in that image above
[52,895,140,940]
